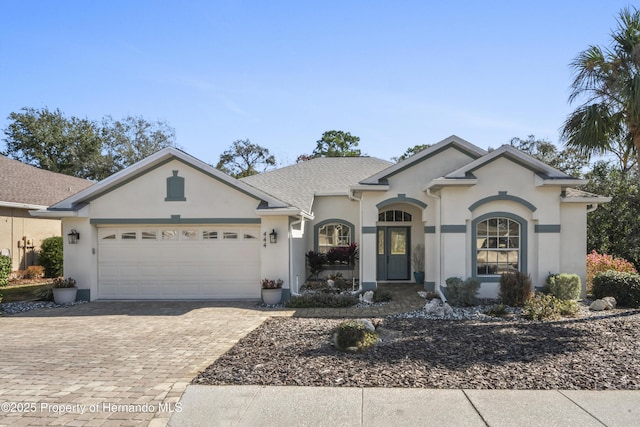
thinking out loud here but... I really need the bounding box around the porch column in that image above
[360,225,377,291]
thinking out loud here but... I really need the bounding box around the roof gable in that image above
[50,147,288,210]
[0,155,92,208]
[360,135,486,184]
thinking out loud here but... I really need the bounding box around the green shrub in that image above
[372,289,392,303]
[485,303,509,317]
[523,293,579,321]
[499,272,533,307]
[445,277,480,306]
[39,237,64,278]
[587,251,636,294]
[548,273,581,300]
[592,271,640,308]
[285,293,358,308]
[334,320,378,352]
[35,284,53,301]
[0,255,11,287]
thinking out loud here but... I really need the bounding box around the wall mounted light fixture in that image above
[67,229,80,244]
[269,229,277,244]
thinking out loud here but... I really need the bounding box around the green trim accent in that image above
[313,218,355,252]
[381,143,483,181]
[165,170,186,201]
[361,282,377,291]
[469,191,537,212]
[376,194,427,209]
[424,226,436,234]
[471,211,528,281]
[535,224,561,233]
[76,289,90,301]
[90,217,261,225]
[281,288,291,301]
[83,156,265,205]
[424,281,436,291]
[362,226,377,234]
[441,225,467,233]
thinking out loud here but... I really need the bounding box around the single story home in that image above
[0,155,92,271]
[33,135,609,301]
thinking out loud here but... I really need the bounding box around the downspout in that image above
[425,187,445,301]
[349,188,363,291]
[289,216,303,296]
[586,203,598,213]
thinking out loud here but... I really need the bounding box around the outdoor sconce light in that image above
[269,229,278,244]
[67,229,80,244]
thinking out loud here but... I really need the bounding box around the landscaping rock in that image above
[589,298,618,311]
[603,296,617,309]
[360,290,374,304]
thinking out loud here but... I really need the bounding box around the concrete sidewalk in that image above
[168,385,640,427]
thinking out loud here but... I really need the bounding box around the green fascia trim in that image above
[469,191,537,212]
[467,152,545,176]
[313,218,356,252]
[535,224,561,233]
[424,281,436,291]
[76,289,90,301]
[90,217,261,225]
[82,156,265,206]
[362,226,377,234]
[164,197,187,201]
[380,143,483,181]
[424,226,436,234]
[376,194,428,209]
[361,281,377,291]
[441,225,467,233]
[471,211,528,281]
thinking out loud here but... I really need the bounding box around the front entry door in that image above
[377,227,410,280]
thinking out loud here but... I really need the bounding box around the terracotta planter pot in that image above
[262,288,283,305]
[52,287,78,304]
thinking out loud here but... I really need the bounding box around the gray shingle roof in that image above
[241,157,392,213]
[0,155,93,207]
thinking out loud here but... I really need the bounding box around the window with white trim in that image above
[317,222,351,253]
[476,217,520,275]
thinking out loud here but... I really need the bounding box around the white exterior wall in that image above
[561,203,588,296]
[259,215,290,291]
[62,212,97,300]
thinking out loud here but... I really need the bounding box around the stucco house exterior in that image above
[0,155,92,271]
[33,135,608,301]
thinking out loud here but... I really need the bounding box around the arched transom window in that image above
[378,210,412,222]
[317,222,352,253]
[476,217,520,275]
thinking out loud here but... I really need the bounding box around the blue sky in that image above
[0,1,634,166]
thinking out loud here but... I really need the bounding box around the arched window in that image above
[378,210,412,222]
[317,222,352,253]
[475,216,521,275]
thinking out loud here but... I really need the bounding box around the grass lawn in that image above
[1,281,51,303]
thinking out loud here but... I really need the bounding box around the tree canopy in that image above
[312,130,362,157]
[215,139,276,178]
[393,144,431,162]
[2,107,176,180]
[510,135,589,177]
[561,7,640,171]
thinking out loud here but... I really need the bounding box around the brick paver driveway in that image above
[0,302,273,427]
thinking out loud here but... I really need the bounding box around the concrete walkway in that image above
[169,385,640,427]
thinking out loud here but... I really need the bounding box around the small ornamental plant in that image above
[261,279,283,289]
[51,277,77,288]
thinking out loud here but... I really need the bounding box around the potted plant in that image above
[412,244,425,285]
[51,277,77,304]
[261,278,283,305]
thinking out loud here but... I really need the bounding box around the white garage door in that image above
[97,226,261,299]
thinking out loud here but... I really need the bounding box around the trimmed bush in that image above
[334,320,378,352]
[445,277,480,306]
[25,265,45,279]
[372,289,392,303]
[39,237,63,278]
[0,255,11,287]
[499,272,533,307]
[592,271,640,308]
[586,251,636,294]
[548,273,581,300]
[285,293,358,308]
[523,293,579,321]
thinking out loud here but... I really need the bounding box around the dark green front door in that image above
[376,227,410,280]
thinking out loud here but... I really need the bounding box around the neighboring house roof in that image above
[0,155,93,208]
[241,156,393,214]
[46,147,289,212]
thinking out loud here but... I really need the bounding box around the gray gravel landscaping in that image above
[194,303,640,390]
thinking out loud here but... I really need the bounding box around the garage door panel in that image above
[98,226,261,299]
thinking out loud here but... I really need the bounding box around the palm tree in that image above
[562,7,640,172]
